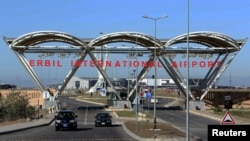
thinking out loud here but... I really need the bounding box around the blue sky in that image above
[0,0,250,87]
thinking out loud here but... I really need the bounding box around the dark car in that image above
[55,109,78,131]
[94,112,112,127]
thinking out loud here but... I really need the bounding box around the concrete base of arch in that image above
[107,100,132,110]
[189,100,206,111]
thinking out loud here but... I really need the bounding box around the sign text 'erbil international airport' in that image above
[29,59,221,68]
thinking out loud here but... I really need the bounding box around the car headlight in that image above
[70,120,76,123]
[55,120,61,123]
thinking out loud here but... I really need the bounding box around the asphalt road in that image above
[0,123,136,140]
[117,97,218,141]
[0,96,137,141]
[144,98,220,141]
[0,96,221,141]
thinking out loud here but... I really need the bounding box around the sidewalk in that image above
[0,113,55,135]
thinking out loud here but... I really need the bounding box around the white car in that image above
[150,98,158,104]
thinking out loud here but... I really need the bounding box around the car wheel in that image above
[55,127,59,131]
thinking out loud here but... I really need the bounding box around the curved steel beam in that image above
[165,31,240,50]
[11,31,86,47]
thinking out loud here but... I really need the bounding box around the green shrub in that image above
[0,90,36,122]
[213,107,223,113]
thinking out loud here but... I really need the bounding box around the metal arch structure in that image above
[3,31,89,100]
[3,31,164,101]
[88,31,165,100]
[88,31,164,48]
[2,30,248,102]
[165,31,241,50]
[9,31,86,47]
[161,31,247,100]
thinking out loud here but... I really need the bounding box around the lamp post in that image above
[186,0,190,140]
[143,15,167,129]
[99,32,105,89]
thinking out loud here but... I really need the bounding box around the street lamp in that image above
[99,32,105,89]
[143,15,168,129]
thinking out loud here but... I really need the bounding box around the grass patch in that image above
[213,107,250,119]
[77,95,108,104]
[115,110,154,119]
[116,111,137,118]
[228,110,250,118]
[83,98,108,104]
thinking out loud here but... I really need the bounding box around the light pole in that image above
[186,0,190,140]
[99,32,105,89]
[143,15,168,129]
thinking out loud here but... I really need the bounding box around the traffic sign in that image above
[221,111,235,125]
[139,87,145,97]
[146,92,152,99]
[166,89,171,94]
[225,95,231,100]
[139,91,144,97]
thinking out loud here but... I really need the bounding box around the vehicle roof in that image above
[59,109,75,113]
[95,112,111,116]
[96,112,110,114]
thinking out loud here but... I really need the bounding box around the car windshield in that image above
[58,112,74,118]
[96,113,110,118]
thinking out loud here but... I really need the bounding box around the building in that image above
[140,78,176,88]
[66,76,97,90]
[0,88,44,109]
[0,84,17,89]
[0,87,56,110]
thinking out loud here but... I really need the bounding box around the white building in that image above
[66,76,97,90]
[65,76,177,90]
[140,78,176,87]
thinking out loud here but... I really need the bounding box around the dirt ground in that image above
[0,118,27,127]
[123,120,187,139]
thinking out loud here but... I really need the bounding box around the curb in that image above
[121,121,188,141]
[0,118,55,135]
[114,111,198,141]
[189,110,221,121]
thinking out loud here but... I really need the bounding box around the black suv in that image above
[55,109,78,131]
[94,112,112,127]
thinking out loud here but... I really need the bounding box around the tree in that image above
[0,93,6,121]
[3,90,35,121]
